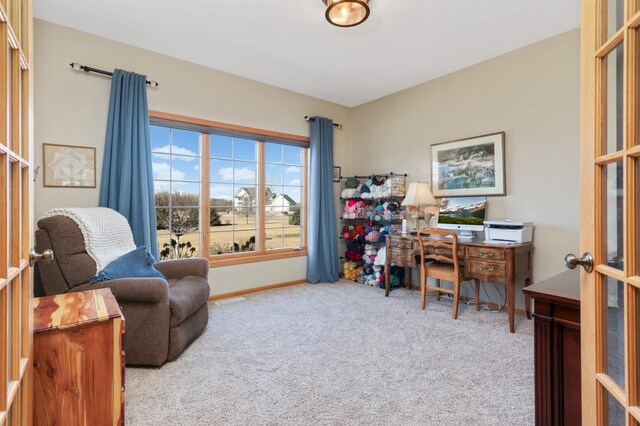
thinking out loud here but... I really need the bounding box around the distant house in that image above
[234,187,274,207]
[267,194,299,213]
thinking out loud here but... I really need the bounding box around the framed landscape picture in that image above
[431,132,505,197]
[43,143,96,188]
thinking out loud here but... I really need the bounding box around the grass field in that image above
[157,211,302,258]
[437,215,484,226]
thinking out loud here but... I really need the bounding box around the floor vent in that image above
[214,297,246,305]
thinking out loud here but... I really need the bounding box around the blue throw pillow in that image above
[90,246,165,284]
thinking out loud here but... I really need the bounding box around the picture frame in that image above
[431,132,505,197]
[333,166,341,182]
[43,143,96,188]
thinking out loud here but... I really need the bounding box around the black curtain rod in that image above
[69,62,159,87]
[304,116,343,128]
[341,173,408,180]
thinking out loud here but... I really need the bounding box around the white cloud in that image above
[286,179,301,186]
[217,167,255,182]
[152,162,186,181]
[285,166,301,174]
[210,184,233,200]
[217,167,234,181]
[152,145,197,161]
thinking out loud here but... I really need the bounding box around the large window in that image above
[150,113,308,266]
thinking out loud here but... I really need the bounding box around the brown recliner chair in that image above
[36,215,210,367]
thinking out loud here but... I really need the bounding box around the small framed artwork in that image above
[333,166,341,182]
[43,143,96,188]
[431,132,505,197]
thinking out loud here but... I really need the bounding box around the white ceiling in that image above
[33,0,580,107]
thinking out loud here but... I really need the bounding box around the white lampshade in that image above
[401,182,437,207]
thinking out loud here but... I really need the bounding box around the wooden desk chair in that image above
[416,228,480,319]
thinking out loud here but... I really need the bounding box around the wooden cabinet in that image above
[33,288,125,426]
[523,270,581,426]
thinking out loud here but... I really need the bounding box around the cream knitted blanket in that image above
[41,207,137,272]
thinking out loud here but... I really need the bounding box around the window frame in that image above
[149,110,309,268]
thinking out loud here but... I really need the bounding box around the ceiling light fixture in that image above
[322,0,370,28]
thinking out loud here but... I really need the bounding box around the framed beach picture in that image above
[43,143,96,188]
[431,132,505,197]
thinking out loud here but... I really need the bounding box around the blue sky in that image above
[151,126,303,202]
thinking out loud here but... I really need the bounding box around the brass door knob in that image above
[29,248,54,267]
[564,252,594,273]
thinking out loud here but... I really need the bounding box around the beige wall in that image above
[34,20,580,308]
[33,19,353,296]
[351,29,581,309]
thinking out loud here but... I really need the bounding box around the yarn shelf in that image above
[338,172,407,289]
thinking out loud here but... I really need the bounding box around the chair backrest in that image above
[35,215,98,295]
[416,228,460,276]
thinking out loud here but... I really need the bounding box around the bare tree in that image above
[237,193,255,225]
[154,190,221,258]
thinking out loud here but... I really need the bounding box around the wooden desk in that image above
[33,288,125,426]
[523,270,581,425]
[384,234,533,332]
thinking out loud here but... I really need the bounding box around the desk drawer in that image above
[468,246,505,261]
[467,260,505,279]
[389,238,414,250]
[389,248,415,266]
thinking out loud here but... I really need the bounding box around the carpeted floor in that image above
[125,281,534,425]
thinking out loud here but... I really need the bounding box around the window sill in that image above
[209,248,308,268]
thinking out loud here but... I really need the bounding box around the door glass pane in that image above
[604,276,625,390]
[605,161,624,270]
[607,0,625,39]
[605,43,624,154]
[606,388,626,425]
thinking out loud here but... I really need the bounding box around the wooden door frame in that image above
[580,0,598,421]
[0,0,33,423]
[581,0,640,423]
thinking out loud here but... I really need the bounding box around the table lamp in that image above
[401,182,438,234]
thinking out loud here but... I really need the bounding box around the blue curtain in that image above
[99,69,159,260]
[307,117,339,283]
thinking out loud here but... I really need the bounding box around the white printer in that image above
[483,220,533,243]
